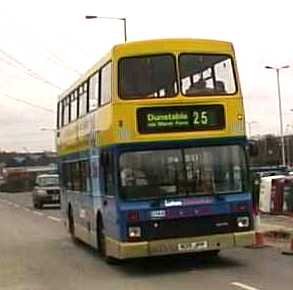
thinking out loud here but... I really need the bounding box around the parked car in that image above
[32,174,60,209]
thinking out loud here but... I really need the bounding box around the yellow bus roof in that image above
[113,38,233,54]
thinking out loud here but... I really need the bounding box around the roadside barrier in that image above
[253,231,266,248]
[248,214,266,248]
[281,232,293,255]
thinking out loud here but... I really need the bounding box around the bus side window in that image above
[101,152,114,196]
[100,62,112,106]
[89,71,99,111]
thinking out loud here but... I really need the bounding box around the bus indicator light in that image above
[237,114,243,120]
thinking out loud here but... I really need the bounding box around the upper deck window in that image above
[179,54,236,96]
[101,63,112,106]
[119,54,178,99]
[89,71,99,111]
[79,83,88,116]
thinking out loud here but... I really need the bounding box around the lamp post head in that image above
[265,65,290,70]
[84,15,127,43]
[85,15,98,19]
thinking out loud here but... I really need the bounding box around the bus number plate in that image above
[177,241,208,252]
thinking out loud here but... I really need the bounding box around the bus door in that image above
[101,151,118,239]
[74,160,92,242]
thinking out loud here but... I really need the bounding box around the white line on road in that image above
[13,203,20,208]
[47,216,61,222]
[23,208,31,212]
[33,211,44,216]
[231,282,260,290]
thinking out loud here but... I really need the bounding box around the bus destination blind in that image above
[137,105,225,134]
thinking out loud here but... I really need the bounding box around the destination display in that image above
[137,105,225,134]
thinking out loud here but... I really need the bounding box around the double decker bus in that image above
[57,39,255,262]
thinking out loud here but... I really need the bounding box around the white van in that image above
[259,175,285,213]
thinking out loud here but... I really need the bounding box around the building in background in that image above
[0,151,57,192]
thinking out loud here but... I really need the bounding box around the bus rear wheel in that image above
[68,207,75,240]
[97,218,106,257]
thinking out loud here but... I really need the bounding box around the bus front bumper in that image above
[105,231,255,259]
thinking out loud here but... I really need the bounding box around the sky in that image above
[1,0,293,152]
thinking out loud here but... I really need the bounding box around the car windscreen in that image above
[37,176,59,187]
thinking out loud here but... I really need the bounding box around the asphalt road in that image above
[0,192,62,220]
[1,193,293,290]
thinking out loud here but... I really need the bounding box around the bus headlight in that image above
[237,216,249,228]
[128,226,141,238]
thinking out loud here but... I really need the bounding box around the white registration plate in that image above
[177,241,208,252]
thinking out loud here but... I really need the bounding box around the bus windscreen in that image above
[119,145,247,200]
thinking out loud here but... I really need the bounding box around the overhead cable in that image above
[0,48,63,90]
[0,92,55,113]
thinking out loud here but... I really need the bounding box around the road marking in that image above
[13,203,20,208]
[48,216,61,222]
[24,208,31,212]
[33,211,43,216]
[231,282,260,290]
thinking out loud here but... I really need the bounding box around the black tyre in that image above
[33,200,42,209]
[202,250,220,257]
[97,217,106,256]
[97,217,121,265]
[68,207,75,239]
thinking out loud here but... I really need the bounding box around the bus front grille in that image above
[139,213,252,241]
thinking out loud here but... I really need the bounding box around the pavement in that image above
[259,213,293,249]
[252,214,293,251]
[260,214,293,232]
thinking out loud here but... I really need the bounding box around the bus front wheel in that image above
[97,217,120,265]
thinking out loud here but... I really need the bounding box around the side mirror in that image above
[247,140,258,157]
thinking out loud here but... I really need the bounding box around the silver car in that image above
[32,174,60,209]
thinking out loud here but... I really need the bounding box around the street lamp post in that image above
[265,65,290,166]
[85,15,127,43]
[285,124,292,167]
[247,121,258,137]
